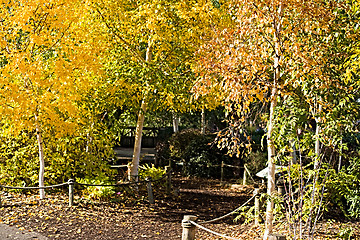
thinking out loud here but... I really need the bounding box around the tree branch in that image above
[95,7,146,65]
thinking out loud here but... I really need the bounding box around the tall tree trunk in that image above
[290,139,297,164]
[172,112,180,133]
[264,3,282,238]
[128,41,152,181]
[128,100,147,181]
[314,104,322,169]
[35,114,45,199]
[263,86,278,239]
[307,102,322,234]
[201,108,206,134]
[338,139,343,172]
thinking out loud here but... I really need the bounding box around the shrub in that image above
[168,129,201,160]
[76,176,115,200]
[139,164,166,181]
[182,134,234,178]
[326,157,360,219]
[157,128,242,179]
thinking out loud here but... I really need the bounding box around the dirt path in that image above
[1,177,359,239]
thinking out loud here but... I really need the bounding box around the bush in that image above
[139,164,166,181]
[0,124,116,188]
[327,156,360,219]
[77,176,115,200]
[155,141,171,167]
[156,128,242,179]
[168,129,201,160]
[182,134,234,178]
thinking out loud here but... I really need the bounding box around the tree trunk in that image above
[173,112,180,133]
[128,100,147,181]
[35,114,45,199]
[290,139,297,164]
[128,41,152,181]
[314,104,322,169]
[338,139,343,172]
[307,103,322,234]
[263,86,278,240]
[264,3,282,238]
[201,108,206,134]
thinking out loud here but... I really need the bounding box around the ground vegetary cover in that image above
[1,177,359,240]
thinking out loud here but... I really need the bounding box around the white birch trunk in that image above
[264,3,282,238]
[263,86,278,240]
[128,41,152,181]
[308,103,322,233]
[314,104,322,169]
[129,100,147,181]
[201,108,206,134]
[173,112,180,133]
[35,114,45,199]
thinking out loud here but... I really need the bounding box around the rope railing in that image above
[1,170,267,240]
[181,189,261,240]
[0,182,69,190]
[0,170,171,207]
[189,220,241,240]
[199,192,258,224]
[0,172,169,189]
[75,180,145,187]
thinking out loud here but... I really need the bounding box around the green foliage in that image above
[234,205,255,224]
[139,164,165,181]
[76,176,115,200]
[338,225,354,240]
[45,123,116,184]
[234,193,267,224]
[327,157,360,219]
[0,131,38,186]
[156,128,235,178]
[168,129,202,160]
[0,122,116,187]
[182,134,233,178]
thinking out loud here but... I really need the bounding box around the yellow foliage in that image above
[0,0,101,136]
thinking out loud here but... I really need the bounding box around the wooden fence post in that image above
[182,215,197,240]
[165,166,172,195]
[68,179,74,207]
[146,177,155,204]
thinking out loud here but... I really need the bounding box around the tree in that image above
[93,0,220,180]
[193,0,340,238]
[0,0,100,198]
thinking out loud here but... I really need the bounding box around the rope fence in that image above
[0,168,283,240]
[199,192,258,224]
[189,221,241,240]
[0,182,69,190]
[182,189,260,240]
[0,169,172,207]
